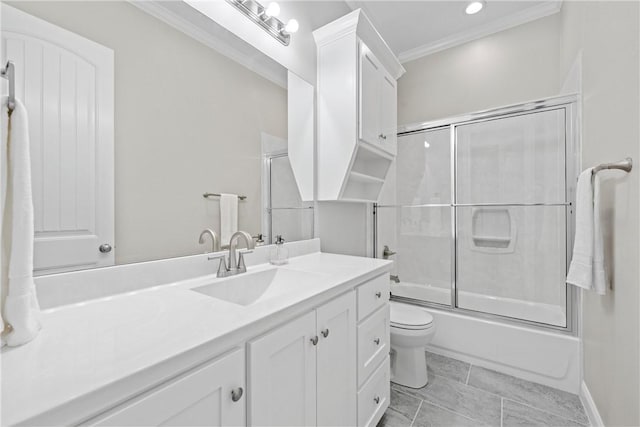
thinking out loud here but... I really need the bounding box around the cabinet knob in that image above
[321,328,329,338]
[378,133,387,140]
[231,387,243,402]
[99,243,112,253]
[310,336,319,345]
[374,396,380,405]
[375,291,382,298]
[374,338,380,345]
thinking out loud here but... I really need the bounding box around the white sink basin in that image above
[191,268,318,306]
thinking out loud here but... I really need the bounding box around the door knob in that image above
[231,387,243,402]
[374,338,380,345]
[99,244,112,253]
[374,396,380,404]
[375,291,382,298]
[321,329,329,338]
[310,336,319,345]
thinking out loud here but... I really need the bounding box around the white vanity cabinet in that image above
[88,348,246,427]
[248,291,357,427]
[314,9,404,202]
[356,274,391,427]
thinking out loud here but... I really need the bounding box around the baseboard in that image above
[580,381,603,427]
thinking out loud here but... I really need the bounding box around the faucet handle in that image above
[217,256,229,277]
[238,250,253,273]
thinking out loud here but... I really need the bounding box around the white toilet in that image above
[389,301,436,389]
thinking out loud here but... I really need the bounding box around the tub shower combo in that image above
[375,96,579,331]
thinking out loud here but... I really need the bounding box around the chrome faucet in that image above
[229,231,255,272]
[198,229,220,253]
[215,231,255,277]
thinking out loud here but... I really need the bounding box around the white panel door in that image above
[1,5,114,273]
[248,311,317,426]
[316,291,357,427]
[90,349,246,426]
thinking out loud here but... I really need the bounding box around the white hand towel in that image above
[220,193,238,244]
[566,168,608,294]
[1,97,42,347]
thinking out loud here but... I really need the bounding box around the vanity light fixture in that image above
[465,1,485,15]
[226,0,297,46]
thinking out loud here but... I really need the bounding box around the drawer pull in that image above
[321,328,330,338]
[373,396,380,405]
[375,291,382,298]
[310,336,319,345]
[374,338,380,345]
[231,387,243,402]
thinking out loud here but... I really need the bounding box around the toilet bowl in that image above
[390,301,435,389]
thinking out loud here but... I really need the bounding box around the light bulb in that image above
[284,18,299,33]
[465,1,485,14]
[265,2,280,17]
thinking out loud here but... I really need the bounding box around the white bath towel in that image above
[220,193,238,244]
[1,97,42,346]
[566,168,608,294]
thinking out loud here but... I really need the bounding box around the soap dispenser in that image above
[270,235,289,265]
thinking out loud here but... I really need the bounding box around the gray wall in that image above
[398,13,562,125]
[8,1,287,265]
[560,2,639,425]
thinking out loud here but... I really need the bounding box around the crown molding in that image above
[128,0,287,88]
[398,1,563,63]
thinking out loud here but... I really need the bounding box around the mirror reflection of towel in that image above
[220,193,238,244]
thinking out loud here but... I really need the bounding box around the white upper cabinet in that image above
[359,46,397,155]
[314,9,404,202]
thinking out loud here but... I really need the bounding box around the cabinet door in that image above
[359,44,382,146]
[379,71,397,155]
[90,349,245,426]
[248,311,317,426]
[317,291,357,426]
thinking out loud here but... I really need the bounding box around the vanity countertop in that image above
[2,251,392,426]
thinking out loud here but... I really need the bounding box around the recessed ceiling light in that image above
[465,1,485,15]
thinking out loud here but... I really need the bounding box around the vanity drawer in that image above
[357,304,390,387]
[357,356,390,427]
[357,274,389,321]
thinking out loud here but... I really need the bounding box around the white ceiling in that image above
[135,0,562,87]
[343,1,563,62]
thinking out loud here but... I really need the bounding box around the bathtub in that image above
[391,282,566,326]
[391,282,580,393]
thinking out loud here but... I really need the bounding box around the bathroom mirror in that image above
[1,1,314,274]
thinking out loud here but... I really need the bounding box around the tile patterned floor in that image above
[378,352,589,427]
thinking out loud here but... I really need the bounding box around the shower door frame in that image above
[265,152,315,245]
[374,94,580,334]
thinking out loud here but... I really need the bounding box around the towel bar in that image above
[203,193,247,201]
[1,60,16,113]
[592,158,633,175]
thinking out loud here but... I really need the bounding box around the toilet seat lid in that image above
[390,302,433,329]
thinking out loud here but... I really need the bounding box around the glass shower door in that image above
[378,127,453,306]
[455,109,568,326]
